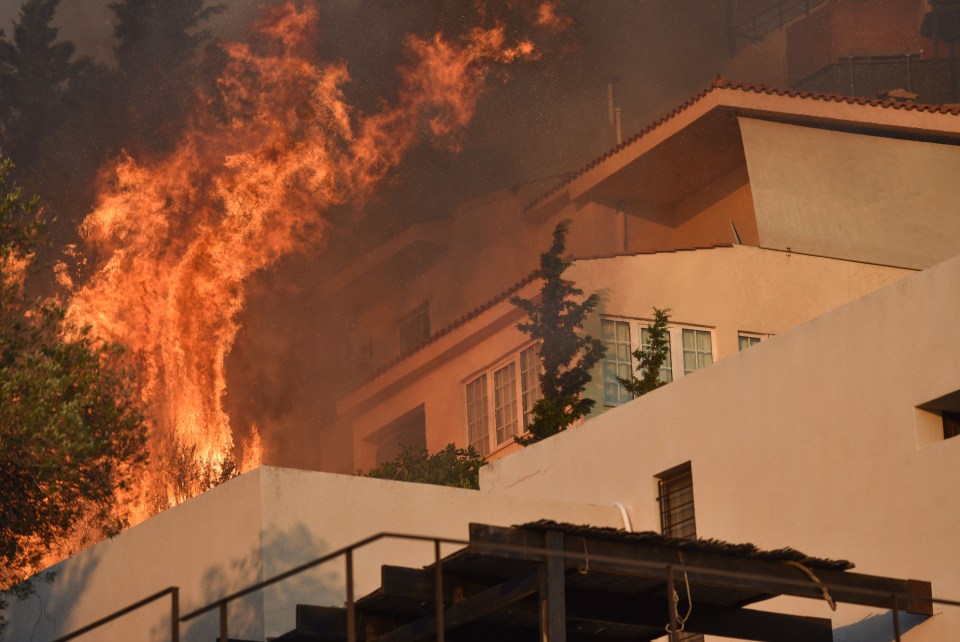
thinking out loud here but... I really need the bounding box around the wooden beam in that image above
[469,523,933,614]
[541,530,566,642]
[373,570,540,642]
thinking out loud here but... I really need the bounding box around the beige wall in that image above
[742,116,960,269]
[481,252,960,639]
[341,245,912,472]
[6,467,620,642]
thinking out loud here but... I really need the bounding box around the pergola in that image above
[279,521,933,642]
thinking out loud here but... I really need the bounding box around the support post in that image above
[892,595,902,642]
[435,540,445,642]
[170,587,180,642]
[346,549,357,642]
[539,530,566,642]
[219,602,228,642]
[667,565,679,642]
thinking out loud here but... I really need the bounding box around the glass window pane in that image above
[601,319,616,340]
[601,319,632,405]
[520,345,540,429]
[466,375,489,456]
[493,363,518,444]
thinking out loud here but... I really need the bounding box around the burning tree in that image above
[511,220,605,445]
[0,158,147,613]
[58,1,561,517]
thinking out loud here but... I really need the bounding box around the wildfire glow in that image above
[65,2,550,517]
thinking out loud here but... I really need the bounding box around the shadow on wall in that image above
[834,611,928,642]
[4,547,102,642]
[177,522,339,642]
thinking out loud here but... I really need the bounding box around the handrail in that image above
[50,586,179,642]
[734,0,828,44]
[46,529,960,642]
[179,532,468,621]
[179,531,469,642]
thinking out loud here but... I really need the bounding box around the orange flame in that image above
[66,1,547,516]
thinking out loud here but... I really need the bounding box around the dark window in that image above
[656,462,696,540]
[944,411,960,440]
[918,391,960,441]
[368,405,427,465]
[398,302,430,353]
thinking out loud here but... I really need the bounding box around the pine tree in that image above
[511,220,605,446]
[618,307,671,397]
[107,0,224,152]
[0,0,81,163]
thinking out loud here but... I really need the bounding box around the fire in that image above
[64,1,555,518]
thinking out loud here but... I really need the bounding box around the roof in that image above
[278,520,932,641]
[527,77,960,211]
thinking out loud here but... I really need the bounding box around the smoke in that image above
[3,0,736,476]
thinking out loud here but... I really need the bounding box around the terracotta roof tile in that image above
[526,77,960,211]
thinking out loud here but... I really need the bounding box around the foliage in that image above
[108,0,225,153]
[511,220,605,446]
[618,307,671,397]
[0,0,85,163]
[0,159,148,612]
[365,443,486,490]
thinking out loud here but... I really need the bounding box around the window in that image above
[916,390,960,444]
[738,333,761,351]
[601,319,633,405]
[600,316,713,405]
[466,375,489,456]
[656,461,697,539]
[398,302,430,353]
[465,345,540,454]
[367,405,426,465]
[681,329,713,375]
[945,411,960,439]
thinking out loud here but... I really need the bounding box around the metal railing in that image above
[733,0,828,49]
[51,586,179,642]
[47,529,960,642]
[180,532,468,642]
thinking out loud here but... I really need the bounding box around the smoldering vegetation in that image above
[0,0,736,471]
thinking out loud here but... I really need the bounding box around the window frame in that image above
[737,331,766,351]
[600,315,715,406]
[464,342,541,456]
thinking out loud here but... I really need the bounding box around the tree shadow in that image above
[3,548,102,642]
[175,521,339,642]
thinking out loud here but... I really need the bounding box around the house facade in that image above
[325,80,960,474]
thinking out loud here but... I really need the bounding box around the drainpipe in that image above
[613,501,634,532]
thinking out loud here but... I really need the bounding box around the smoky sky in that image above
[1,0,753,469]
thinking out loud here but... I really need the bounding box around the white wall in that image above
[742,117,960,269]
[481,253,960,639]
[5,468,621,641]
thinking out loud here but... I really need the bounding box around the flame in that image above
[66,1,550,517]
[536,2,574,31]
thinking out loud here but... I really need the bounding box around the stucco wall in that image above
[6,467,621,641]
[742,116,960,269]
[480,253,960,639]
[343,245,912,472]
[5,469,266,642]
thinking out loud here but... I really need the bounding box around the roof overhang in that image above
[528,81,960,215]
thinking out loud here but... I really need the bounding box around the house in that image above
[325,79,960,474]
[8,239,959,641]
